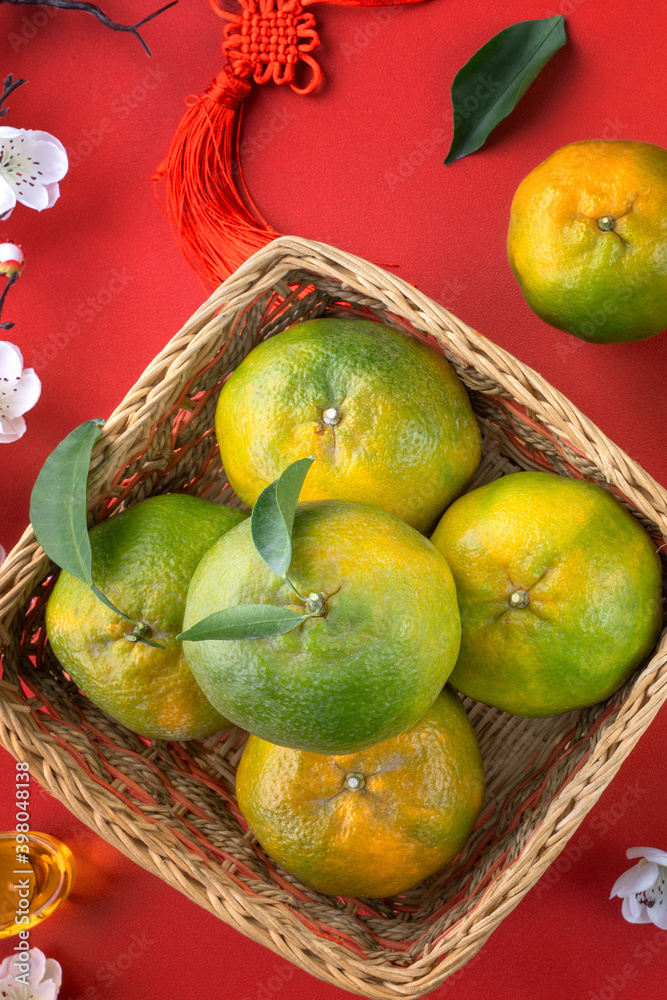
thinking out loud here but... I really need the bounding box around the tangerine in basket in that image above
[236,688,485,898]
[430,472,663,716]
[508,139,667,343]
[182,500,461,753]
[45,494,247,740]
[215,318,481,533]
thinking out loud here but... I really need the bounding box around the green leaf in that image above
[29,419,105,585]
[251,457,314,579]
[444,16,567,165]
[177,604,306,641]
[29,418,165,647]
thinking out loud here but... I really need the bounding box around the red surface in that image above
[1,0,666,997]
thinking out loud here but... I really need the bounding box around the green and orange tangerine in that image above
[431,471,663,716]
[182,499,461,754]
[236,688,486,898]
[215,318,481,534]
[46,494,247,741]
[508,140,667,343]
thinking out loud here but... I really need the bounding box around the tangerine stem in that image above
[509,589,530,609]
[123,624,165,649]
[91,584,166,648]
[304,592,326,616]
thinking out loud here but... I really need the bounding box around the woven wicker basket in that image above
[1,236,666,998]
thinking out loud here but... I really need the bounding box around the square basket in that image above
[1,236,666,999]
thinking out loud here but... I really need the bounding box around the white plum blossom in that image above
[0,948,62,1000]
[0,341,40,442]
[0,128,68,220]
[610,847,667,928]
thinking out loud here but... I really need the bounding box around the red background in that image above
[1,0,667,997]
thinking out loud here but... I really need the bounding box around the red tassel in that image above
[153,67,280,287]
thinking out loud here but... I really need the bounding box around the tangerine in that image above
[236,688,485,898]
[431,472,663,715]
[182,500,461,753]
[508,140,667,343]
[215,318,481,533]
[46,494,247,740]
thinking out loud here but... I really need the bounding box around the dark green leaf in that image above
[29,419,105,585]
[251,457,314,579]
[177,604,306,641]
[444,16,567,164]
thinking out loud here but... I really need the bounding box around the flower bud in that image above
[0,243,25,277]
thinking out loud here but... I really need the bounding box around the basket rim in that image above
[1,234,666,1000]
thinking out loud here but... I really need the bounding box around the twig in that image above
[0,0,178,56]
[0,74,27,118]
[0,272,19,330]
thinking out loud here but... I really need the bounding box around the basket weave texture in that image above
[1,236,666,999]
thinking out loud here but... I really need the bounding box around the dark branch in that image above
[0,272,19,329]
[0,74,27,117]
[0,0,178,56]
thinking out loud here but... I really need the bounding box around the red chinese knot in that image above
[216,0,322,95]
